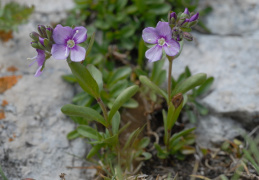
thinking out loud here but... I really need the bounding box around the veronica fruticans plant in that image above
[140,8,206,158]
[28,24,148,177]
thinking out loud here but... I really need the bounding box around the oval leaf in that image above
[77,125,101,140]
[171,73,207,96]
[108,85,139,121]
[87,64,103,92]
[61,104,107,126]
[139,75,167,101]
[68,61,100,98]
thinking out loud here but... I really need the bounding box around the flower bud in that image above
[189,12,199,22]
[172,93,183,108]
[188,20,198,27]
[39,37,45,46]
[181,19,189,27]
[183,32,193,41]
[37,25,44,37]
[183,8,190,16]
[31,42,43,50]
[40,25,47,38]
[29,32,40,41]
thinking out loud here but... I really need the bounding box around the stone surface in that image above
[199,0,259,36]
[169,1,259,127]
[0,0,94,180]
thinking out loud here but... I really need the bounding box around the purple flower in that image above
[28,49,45,77]
[51,24,87,62]
[142,21,180,62]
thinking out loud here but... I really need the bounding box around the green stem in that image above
[97,97,112,135]
[167,56,174,104]
[166,56,174,150]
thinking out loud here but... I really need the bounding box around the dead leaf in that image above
[0,75,22,93]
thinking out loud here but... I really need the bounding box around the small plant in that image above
[27,6,209,179]
[140,8,206,159]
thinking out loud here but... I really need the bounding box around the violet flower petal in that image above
[35,66,43,77]
[52,24,73,44]
[72,26,87,44]
[163,39,180,57]
[145,45,163,62]
[142,27,159,44]
[51,44,69,60]
[36,49,45,66]
[70,45,86,62]
[156,21,172,41]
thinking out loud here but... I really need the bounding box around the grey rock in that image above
[199,0,259,36]
[193,115,245,148]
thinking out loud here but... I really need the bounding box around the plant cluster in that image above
[25,4,215,178]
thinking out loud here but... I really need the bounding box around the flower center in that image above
[67,39,75,48]
[158,38,166,46]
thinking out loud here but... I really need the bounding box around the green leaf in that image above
[169,128,195,148]
[122,98,139,108]
[67,130,80,140]
[108,85,139,121]
[87,64,103,92]
[87,144,103,158]
[138,137,150,149]
[68,61,100,98]
[196,77,214,97]
[61,104,107,126]
[154,143,168,159]
[123,126,143,151]
[137,39,146,68]
[0,163,8,180]
[77,125,101,140]
[85,32,95,58]
[142,152,152,160]
[139,75,167,101]
[62,74,77,83]
[112,112,120,135]
[102,134,118,145]
[171,73,207,96]
[195,102,209,115]
[108,66,132,85]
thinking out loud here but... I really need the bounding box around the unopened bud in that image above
[189,12,199,22]
[38,41,45,50]
[183,32,193,41]
[172,93,183,109]
[43,38,52,51]
[46,29,52,40]
[183,8,190,16]
[170,12,177,21]
[188,20,198,27]
[29,32,40,41]
[31,42,43,50]
[40,25,47,38]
